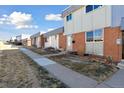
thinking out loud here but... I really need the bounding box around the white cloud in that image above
[45,14,62,21]
[48,28,54,31]
[0,21,4,24]
[0,12,38,29]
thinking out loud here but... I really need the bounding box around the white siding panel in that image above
[82,13,93,32]
[94,42,103,56]
[73,8,82,33]
[86,42,103,56]
[44,35,59,49]
[85,43,94,54]
[93,6,111,29]
[93,7,106,29]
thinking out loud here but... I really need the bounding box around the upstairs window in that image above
[86,5,102,13]
[94,5,102,10]
[86,5,93,13]
[66,14,72,21]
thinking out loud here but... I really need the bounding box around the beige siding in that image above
[64,6,112,35]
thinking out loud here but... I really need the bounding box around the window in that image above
[86,29,103,42]
[86,31,93,42]
[94,29,103,41]
[86,5,93,13]
[66,14,72,21]
[86,5,102,13]
[94,5,102,10]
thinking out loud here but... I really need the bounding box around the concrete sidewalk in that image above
[96,69,124,88]
[20,48,98,88]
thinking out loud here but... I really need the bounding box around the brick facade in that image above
[72,32,85,55]
[104,27,122,62]
[59,32,66,50]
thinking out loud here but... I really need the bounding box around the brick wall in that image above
[72,32,85,55]
[59,32,66,50]
[104,27,122,62]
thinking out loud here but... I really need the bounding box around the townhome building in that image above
[44,27,66,50]
[16,34,30,45]
[62,5,124,62]
[22,38,31,46]
[30,32,45,48]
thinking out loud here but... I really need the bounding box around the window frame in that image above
[85,29,104,43]
[94,29,103,42]
[86,5,93,13]
[66,14,72,21]
[85,5,103,13]
[86,31,94,42]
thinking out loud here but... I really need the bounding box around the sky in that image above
[0,5,68,40]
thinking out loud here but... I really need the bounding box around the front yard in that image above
[0,49,66,88]
[48,54,118,83]
[25,46,60,55]
[26,46,118,83]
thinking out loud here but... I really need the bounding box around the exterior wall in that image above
[72,32,85,55]
[112,5,124,27]
[45,35,59,49]
[36,36,41,48]
[104,27,122,62]
[85,42,104,56]
[27,39,31,46]
[64,6,111,35]
[22,39,31,46]
[40,35,45,48]
[59,32,66,50]
[31,38,35,46]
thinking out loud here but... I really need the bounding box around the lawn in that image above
[48,54,118,83]
[25,46,60,55]
[0,49,66,88]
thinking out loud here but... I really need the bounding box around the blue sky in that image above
[0,5,68,40]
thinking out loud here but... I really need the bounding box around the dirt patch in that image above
[25,46,60,55]
[48,54,118,83]
[0,49,66,88]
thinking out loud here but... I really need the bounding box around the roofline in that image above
[44,27,64,37]
[30,31,45,38]
[62,5,84,18]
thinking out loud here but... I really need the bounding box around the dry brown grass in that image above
[48,54,118,83]
[0,49,66,88]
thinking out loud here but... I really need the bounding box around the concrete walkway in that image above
[96,69,124,88]
[20,48,98,88]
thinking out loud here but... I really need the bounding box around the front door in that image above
[67,35,73,51]
[122,32,124,59]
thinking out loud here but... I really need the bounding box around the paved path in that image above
[20,48,98,88]
[96,69,124,88]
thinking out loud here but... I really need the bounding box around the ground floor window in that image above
[94,29,103,41]
[86,29,103,42]
[86,31,93,42]
[86,29,104,56]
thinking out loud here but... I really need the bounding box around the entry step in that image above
[117,61,124,69]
